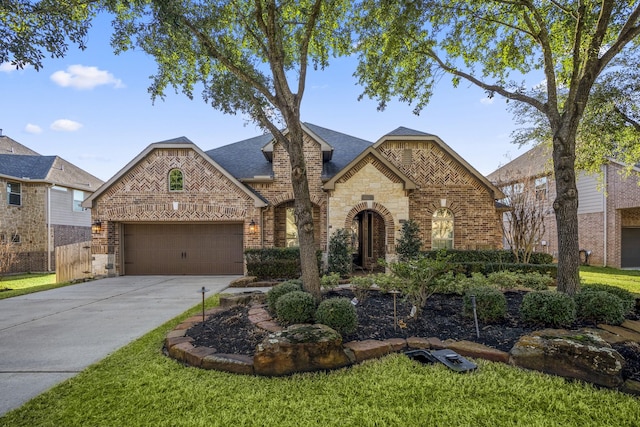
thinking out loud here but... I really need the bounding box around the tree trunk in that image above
[286,122,322,301]
[551,129,581,296]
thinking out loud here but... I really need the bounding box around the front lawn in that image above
[1,295,639,426]
[580,266,640,294]
[0,273,61,300]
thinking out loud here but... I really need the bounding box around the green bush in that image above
[275,291,317,325]
[315,297,358,335]
[327,229,353,277]
[436,272,487,295]
[463,286,507,323]
[396,220,422,261]
[350,275,374,301]
[581,283,636,315]
[487,271,521,289]
[520,290,576,328]
[267,280,302,313]
[320,273,341,290]
[575,290,625,325]
[371,273,404,293]
[421,249,553,265]
[452,262,557,278]
[245,248,322,280]
[388,254,452,316]
[518,272,554,291]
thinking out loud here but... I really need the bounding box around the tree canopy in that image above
[110,0,351,299]
[353,0,640,294]
[1,0,98,70]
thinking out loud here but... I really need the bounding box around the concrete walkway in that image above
[0,275,240,416]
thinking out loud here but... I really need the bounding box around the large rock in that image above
[510,329,625,389]
[253,324,352,376]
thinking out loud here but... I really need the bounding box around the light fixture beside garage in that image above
[91,220,102,234]
[249,219,257,234]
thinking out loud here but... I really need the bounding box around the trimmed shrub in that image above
[421,249,553,265]
[463,286,507,323]
[315,297,358,335]
[575,290,625,325]
[275,291,317,325]
[327,229,352,277]
[245,248,322,280]
[396,220,422,261]
[520,290,576,328]
[320,273,341,290]
[487,271,521,290]
[437,272,489,295]
[582,283,636,315]
[371,273,404,293]
[518,272,554,291]
[267,280,302,313]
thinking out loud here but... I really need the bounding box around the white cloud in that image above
[0,62,16,73]
[50,65,124,90]
[25,123,43,134]
[480,97,495,105]
[50,119,83,132]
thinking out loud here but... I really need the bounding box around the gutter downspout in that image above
[603,164,608,267]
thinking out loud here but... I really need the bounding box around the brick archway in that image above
[344,202,396,254]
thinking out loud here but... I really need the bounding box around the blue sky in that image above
[1,14,530,182]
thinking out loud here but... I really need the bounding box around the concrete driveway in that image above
[0,275,240,416]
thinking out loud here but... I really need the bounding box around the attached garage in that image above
[123,223,244,275]
[621,227,640,268]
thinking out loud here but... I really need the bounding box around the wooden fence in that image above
[56,241,92,284]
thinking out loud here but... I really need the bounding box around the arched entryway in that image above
[344,202,395,272]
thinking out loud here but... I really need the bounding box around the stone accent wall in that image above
[0,179,49,273]
[90,148,261,275]
[378,140,502,250]
[245,134,328,250]
[328,158,408,261]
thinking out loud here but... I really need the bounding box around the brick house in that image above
[0,133,103,273]
[83,123,505,276]
[488,144,640,268]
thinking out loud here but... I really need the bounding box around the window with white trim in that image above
[73,190,84,212]
[7,182,21,206]
[535,177,548,200]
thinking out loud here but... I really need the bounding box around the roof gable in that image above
[0,135,40,155]
[375,129,505,199]
[324,147,416,190]
[487,144,553,184]
[83,138,267,208]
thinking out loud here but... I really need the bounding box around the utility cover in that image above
[404,349,477,373]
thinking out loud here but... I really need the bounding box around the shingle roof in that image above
[0,136,40,155]
[384,126,435,137]
[206,123,373,180]
[0,154,56,179]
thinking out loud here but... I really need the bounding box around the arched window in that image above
[432,208,454,250]
[168,169,184,191]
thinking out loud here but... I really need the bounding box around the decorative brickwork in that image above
[378,140,502,250]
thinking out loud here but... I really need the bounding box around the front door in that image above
[353,210,385,272]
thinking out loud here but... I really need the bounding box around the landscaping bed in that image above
[185,288,640,382]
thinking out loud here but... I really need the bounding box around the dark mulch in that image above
[185,288,640,382]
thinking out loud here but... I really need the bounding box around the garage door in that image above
[124,223,243,275]
[621,228,640,268]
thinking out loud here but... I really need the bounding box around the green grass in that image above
[0,273,65,300]
[580,266,640,294]
[1,295,639,427]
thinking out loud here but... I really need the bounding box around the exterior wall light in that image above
[249,219,257,234]
[91,220,102,234]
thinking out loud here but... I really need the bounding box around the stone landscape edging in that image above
[164,292,640,395]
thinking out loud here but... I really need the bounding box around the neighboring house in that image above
[0,132,104,273]
[488,144,640,269]
[83,123,505,276]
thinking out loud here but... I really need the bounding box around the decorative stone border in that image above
[164,292,510,375]
[164,291,640,395]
